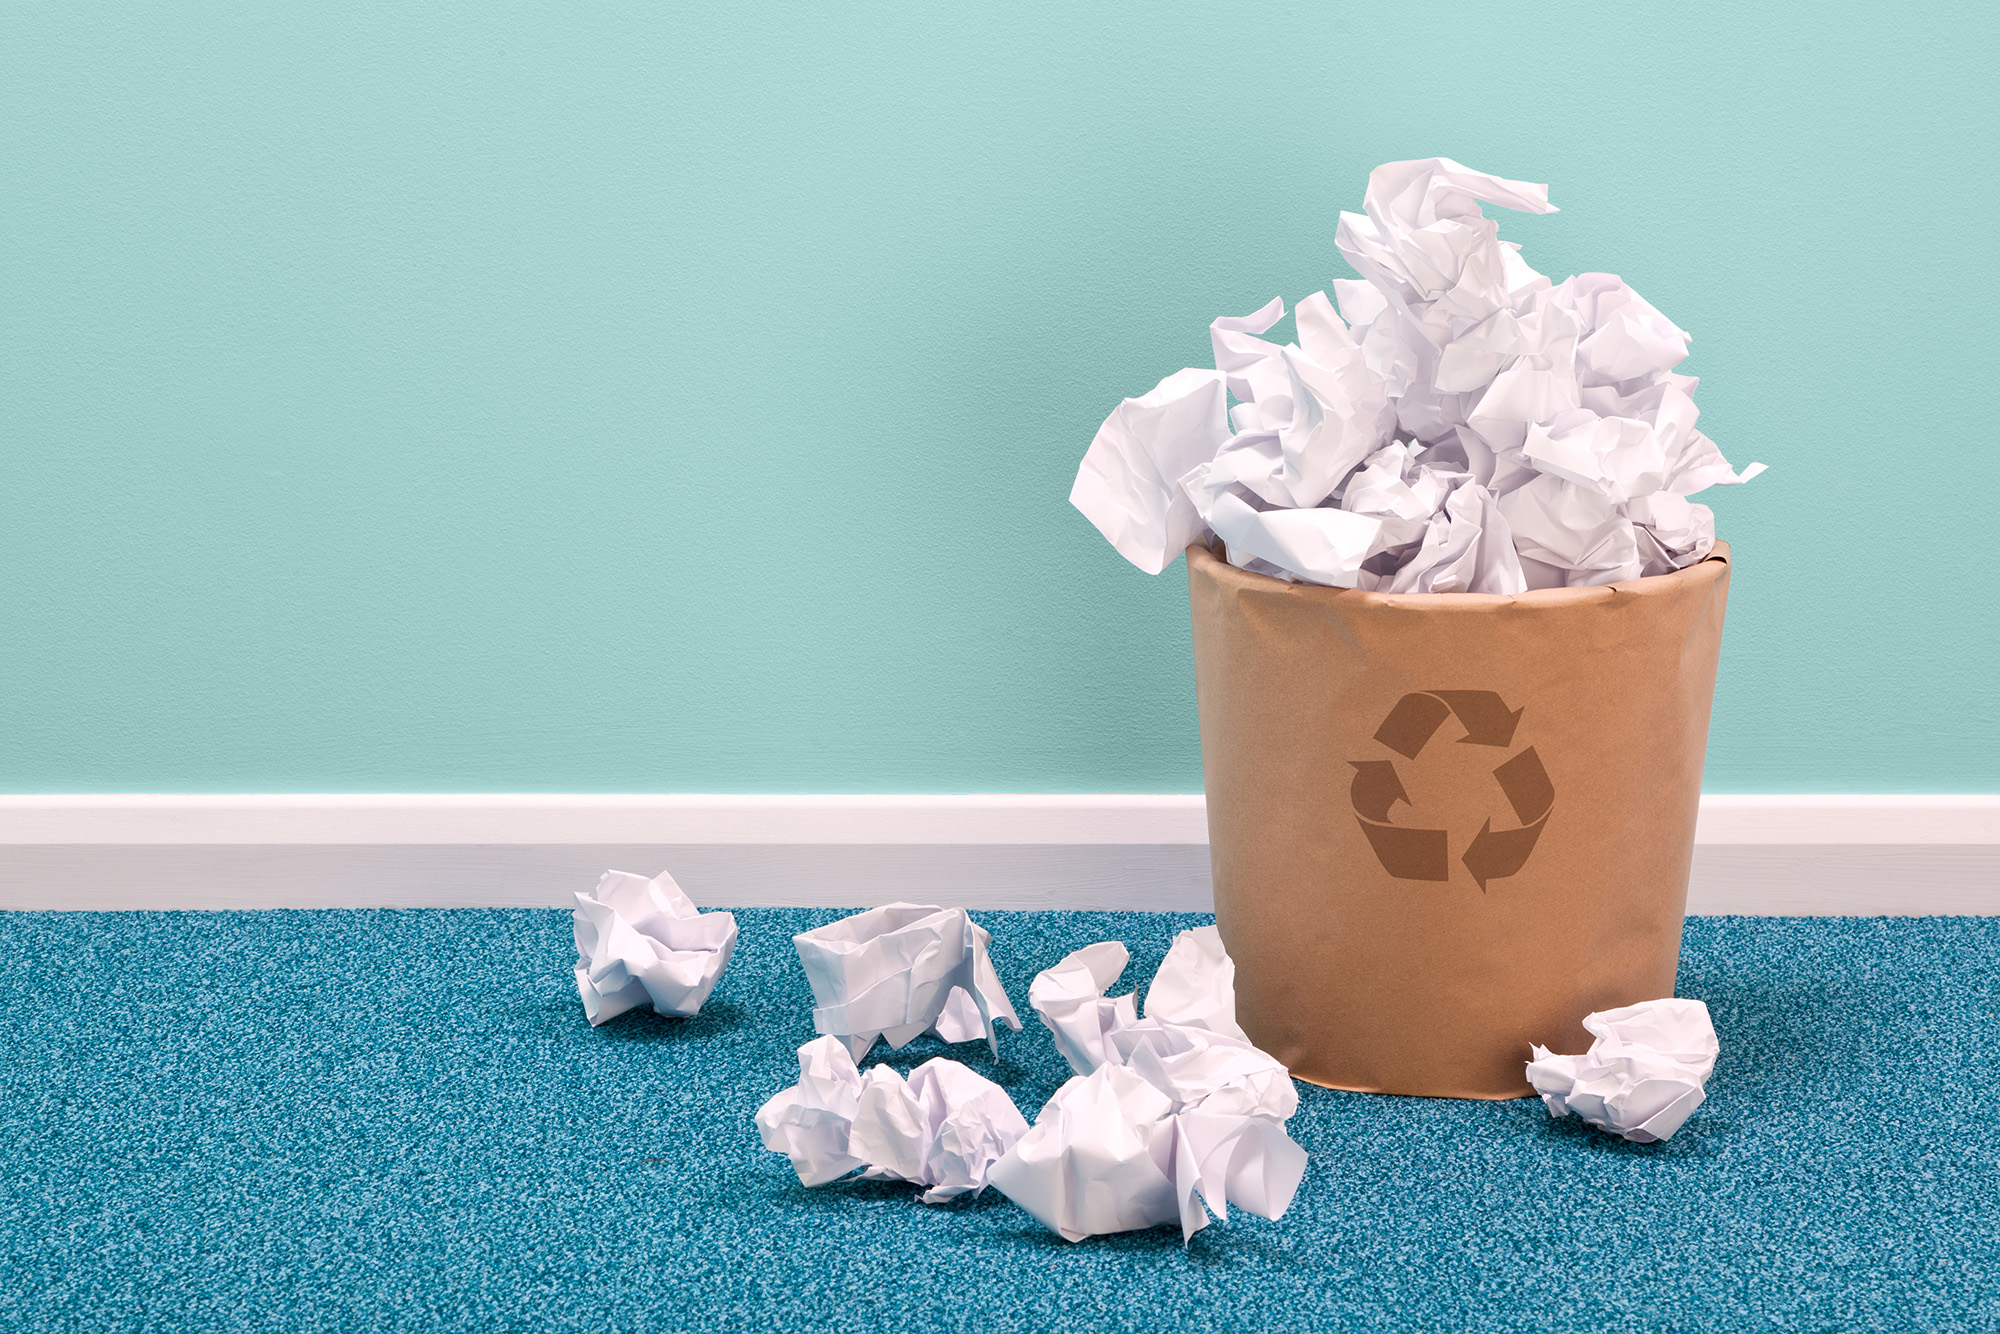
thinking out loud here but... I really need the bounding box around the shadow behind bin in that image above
[1186,539,1732,1099]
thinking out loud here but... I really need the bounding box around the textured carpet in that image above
[0,908,1995,1332]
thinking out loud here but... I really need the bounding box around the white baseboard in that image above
[0,794,1993,915]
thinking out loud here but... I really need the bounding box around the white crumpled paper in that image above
[572,869,738,1025]
[1028,927,1251,1077]
[755,1035,1029,1202]
[1526,997,1719,1143]
[1073,158,1765,590]
[989,926,1308,1242]
[792,903,1023,1061]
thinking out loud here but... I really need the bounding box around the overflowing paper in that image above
[755,1036,1029,1202]
[989,926,1308,1242]
[572,870,738,1025]
[1526,997,1719,1143]
[1074,158,1765,590]
[792,904,1023,1061]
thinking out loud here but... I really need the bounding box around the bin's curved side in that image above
[1187,540,1731,1098]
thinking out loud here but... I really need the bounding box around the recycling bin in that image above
[1186,539,1733,1097]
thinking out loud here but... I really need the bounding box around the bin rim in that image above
[1185,538,1729,614]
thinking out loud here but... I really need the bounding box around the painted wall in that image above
[1,2,1993,793]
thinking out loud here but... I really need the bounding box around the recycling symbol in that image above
[1348,690,1554,891]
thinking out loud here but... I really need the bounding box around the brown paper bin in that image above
[1187,539,1732,1099]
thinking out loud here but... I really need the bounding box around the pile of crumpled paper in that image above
[755,914,1308,1244]
[570,879,1723,1243]
[1072,157,1765,591]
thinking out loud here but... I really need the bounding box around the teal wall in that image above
[2,2,1993,793]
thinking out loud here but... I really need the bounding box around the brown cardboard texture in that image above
[1187,540,1732,1099]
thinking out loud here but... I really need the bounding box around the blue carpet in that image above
[0,908,1995,1332]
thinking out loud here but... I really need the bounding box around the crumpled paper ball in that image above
[755,1035,1029,1203]
[1526,997,1719,1143]
[988,926,1307,1242]
[572,869,738,1025]
[791,903,1022,1061]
